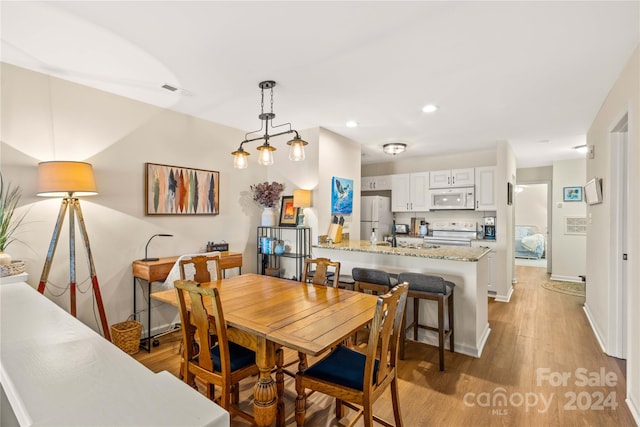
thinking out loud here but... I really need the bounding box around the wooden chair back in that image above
[302,257,341,287]
[365,283,408,389]
[179,255,222,283]
[294,283,409,427]
[174,280,258,422]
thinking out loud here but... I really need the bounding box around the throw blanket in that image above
[521,234,544,255]
[159,251,222,290]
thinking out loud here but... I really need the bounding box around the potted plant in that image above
[0,173,27,266]
[250,181,284,226]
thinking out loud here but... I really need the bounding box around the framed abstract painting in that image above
[145,162,219,215]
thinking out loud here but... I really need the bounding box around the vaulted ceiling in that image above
[2,1,638,167]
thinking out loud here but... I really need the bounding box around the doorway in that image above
[514,182,551,273]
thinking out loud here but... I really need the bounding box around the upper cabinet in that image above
[391,172,429,212]
[361,175,392,191]
[475,166,496,211]
[429,168,475,188]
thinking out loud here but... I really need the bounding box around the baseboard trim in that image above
[493,286,514,303]
[582,303,606,353]
[625,396,640,427]
[549,274,583,283]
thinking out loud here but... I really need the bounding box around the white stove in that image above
[424,220,477,246]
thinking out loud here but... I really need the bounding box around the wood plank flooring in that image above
[133,266,635,426]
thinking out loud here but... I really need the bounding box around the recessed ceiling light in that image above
[346,120,358,128]
[422,104,438,113]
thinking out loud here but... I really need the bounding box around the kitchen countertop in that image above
[314,240,491,262]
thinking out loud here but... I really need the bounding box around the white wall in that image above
[550,159,586,281]
[362,149,496,176]
[495,140,516,302]
[0,63,353,336]
[515,184,547,235]
[585,45,639,423]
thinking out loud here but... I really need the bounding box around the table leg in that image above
[253,338,278,427]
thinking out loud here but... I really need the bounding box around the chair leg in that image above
[335,398,344,419]
[276,348,285,427]
[448,292,455,353]
[362,399,374,427]
[413,297,419,340]
[295,378,307,427]
[438,296,445,371]
[390,376,404,427]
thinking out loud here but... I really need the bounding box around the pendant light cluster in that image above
[232,80,308,169]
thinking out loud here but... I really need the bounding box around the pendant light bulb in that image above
[257,144,275,165]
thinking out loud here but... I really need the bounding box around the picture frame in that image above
[331,176,353,214]
[563,186,583,202]
[507,182,513,206]
[278,195,299,227]
[145,162,219,215]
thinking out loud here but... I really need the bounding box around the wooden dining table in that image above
[151,273,379,427]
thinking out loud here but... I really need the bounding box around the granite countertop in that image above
[314,240,491,262]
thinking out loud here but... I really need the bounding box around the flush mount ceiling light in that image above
[232,80,308,169]
[346,120,358,128]
[422,104,439,113]
[573,144,588,154]
[383,142,407,155]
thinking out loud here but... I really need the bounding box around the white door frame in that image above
[609,114,628,359]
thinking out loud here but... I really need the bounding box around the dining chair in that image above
[179,254,222,282]
[174,280,259,423]
[396,272,455,371]
[295,283,409,427]
[302,257,341,287]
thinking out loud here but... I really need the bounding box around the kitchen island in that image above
[314,240,491,358]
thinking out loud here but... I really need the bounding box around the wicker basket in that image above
[110,320,142,354]
[0,260,26,277]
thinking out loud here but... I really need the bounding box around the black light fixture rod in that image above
[141,233,173,262]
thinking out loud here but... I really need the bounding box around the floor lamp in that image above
[36,161,111,341]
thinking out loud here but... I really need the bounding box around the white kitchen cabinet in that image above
[391,172,429,212]
[475,166,496,211]
[429,168,475,188]
[361,175,392,191]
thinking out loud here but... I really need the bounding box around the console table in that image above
[132,251,242,351]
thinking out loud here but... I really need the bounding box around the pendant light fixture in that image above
[232,80,308,169]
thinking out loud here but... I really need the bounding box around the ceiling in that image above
[2,1,638,168]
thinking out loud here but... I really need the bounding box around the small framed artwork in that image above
[563,186,583,202]
[507,182,513,206]
[279,195,299,227]
[145,162,219,215]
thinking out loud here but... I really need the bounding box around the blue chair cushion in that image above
[303,345,379,390]
[205,341,256,372]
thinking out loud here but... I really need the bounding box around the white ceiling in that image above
[2,1,638,167]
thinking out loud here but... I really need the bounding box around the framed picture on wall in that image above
[331,177,353,214]
[563,186,583,202]
[145,162,219,215]
[507,182,513,206]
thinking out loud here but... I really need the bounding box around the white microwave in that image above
[429,187,475,210]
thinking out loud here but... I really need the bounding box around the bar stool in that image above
[397,272,454,371]
[351,268,398,345]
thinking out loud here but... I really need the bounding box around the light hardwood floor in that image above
[134,266,635,426]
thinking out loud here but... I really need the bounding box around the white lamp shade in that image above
[37,161,98,197]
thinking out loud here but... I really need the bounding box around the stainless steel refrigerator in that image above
[360,196,392,241]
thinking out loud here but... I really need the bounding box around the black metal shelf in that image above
[257,226,311,280]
